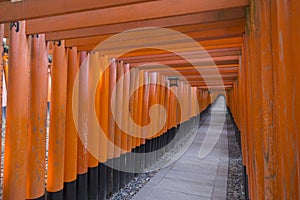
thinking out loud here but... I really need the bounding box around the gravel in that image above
[108,172,157,200]
[226,114,246,200]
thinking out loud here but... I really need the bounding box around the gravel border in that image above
[108,171,157,200]
[226,114,246,200]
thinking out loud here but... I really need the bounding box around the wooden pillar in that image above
[128,67,136,152]
[26,34,48,199]
[271,0,299,198]
[132,69,141,149]
[97,55,110,199]
[245,2,265,197]
[122,63,130,153]
[106,58,117,194]
[119,62,129,187]
[98,55,109,163]
[3,21,30,200]
[108,59,116,159]
[87,52,99,199]
[115,61,124,157]
[63,47,79,200]
[158,75,166,137]
[148,72,158,139]
[47,40,68,199]
[142,71,150,142]
[255,1,276,198]
[243,32,255,199]
[0,23,4,191]
[137,70,145,145]
[291,1,300,196]
[154,73,161,138]
[130,68,139,149]
[111,60,124,192]
[76,51,88,200]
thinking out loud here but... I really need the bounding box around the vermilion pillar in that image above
[128,68,137,150]
[77,51,88,199]
[98,55,110,199]
[107,59,117,195]
[142,71,150,143]
[0,24,4,190]
[87,52,99,199]
[148,72,157,139]
[121,63,130,154]
[26,34,48,199]
[98,55,109,163]
[137,70,144,146]
[47,41,68,199]
[108,59,117,160]
[64,47,79,199]
[3,21,30,200]
[115,61,124,158]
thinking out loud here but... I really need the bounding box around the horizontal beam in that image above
[159,71,238,76]
[75,36,244,55]
[45,8,246,40]
[0,0,155,23]
[64,23,245,48]
[139,63,239,71]
[26,0,248,34]
[184,74,237,81]
[129,55,240,67]
[188,81,233,87]
[126,50,241,66]
[198,85,232,89]
[184,76,236,83]
[119,47,241,60]
[115,45,242,58]
[147,67,238,73]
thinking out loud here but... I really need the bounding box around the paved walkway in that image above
[133,97,228,200]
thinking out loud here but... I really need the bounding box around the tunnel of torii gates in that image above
[0,0,298,200]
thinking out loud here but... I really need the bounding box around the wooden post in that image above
[47,40,68,199]
[87,52,99,199]
[107,58,117,194]
[271,0,299,198]
[26,34,48,199]
[108,59,117,160]
[121,63,130,154]
[115,61,124,158]
[76,51,88,199]
[0,23,4,192]
[98,55,110,199]
[63,47,79,199]
[3,21,30,200]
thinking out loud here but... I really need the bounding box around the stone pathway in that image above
[132,97,228,200]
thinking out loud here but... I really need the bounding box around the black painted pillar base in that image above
[77,173,88,200]
[119,153,127,188]
[126,152,134,181]
[243,165,249,200]
[139,144,146,172]
[28,194,46,200]
[112,157,120,193]
[105,159,114,199]
[144,139,152,169]
[98,163,107,200]
[88,166,98,199]
[63,180,76,200]
[46,191,63,200]
[132,146,140,177]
